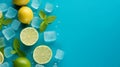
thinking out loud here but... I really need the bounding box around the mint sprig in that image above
[39,10,47,20]
[12,38,26,57]
[39,10,56,32]
[0,16,13,30]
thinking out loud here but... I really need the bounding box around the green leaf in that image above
[39,10,47,20]
[40,21,48,32]
[0,47,4,55]
[0,24,2,30]
[0,16,4,21]
[13,38,26,57]
[45,16,56,24]
[13,39,20,51]
[11,50,17,54]
[16,49,26,57]
[2,19,12,25]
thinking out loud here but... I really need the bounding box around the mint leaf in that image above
[40,21,48,32]
[39,10,47,20]
[11,50,17,54]
[13,39,20,51]
[2,19,12,25]
[0,24,2,30]
[13,38,26,57]
[45,16,56,24]
[17,49,26,57]
[0,47,4,55]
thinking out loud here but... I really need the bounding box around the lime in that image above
[18,6,33,24]
[13,0,30,6]
[20,27,39,46]
[0,11,2,18]
[0,51,4,64]
[33,45,52,64]
[13,57,31,67]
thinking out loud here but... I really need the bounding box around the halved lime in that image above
[0,51,4,64]
[20,27,39,46]
[33,45,52,64]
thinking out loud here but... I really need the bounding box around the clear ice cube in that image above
[0,37,6,48]
[31,17,41,28]
[5,7,17,18]
[35,64,44,67]
[4,47,13,58]
[45,3,53,13]
[31,0,40,9]
[44,31,56,42]
[53,63,57,67]
[0,62,9,67]
[11,19,21,30]
[55,49,64,60]
[0,3,8,12]
[2,27,16,40]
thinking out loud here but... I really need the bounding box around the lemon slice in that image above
[0,51,4,64]
[20,27,39,46]
[33,45,52,64]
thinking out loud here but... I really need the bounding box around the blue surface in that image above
[1,0,120,67]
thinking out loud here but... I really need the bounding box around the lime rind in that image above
[0,51,4,64]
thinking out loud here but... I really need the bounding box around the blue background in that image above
[0,0,120,67]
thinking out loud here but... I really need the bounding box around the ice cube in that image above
[11,19,21,30]
[35,64,44,67]
[55,49,64,60]
[0,62,9,67]
[31,17,41,28]
[0,3,8,12]
[0,37,6,48]
[44,31,56,42]
[5,7,17,18]
[53,63,57,67]
[31,0,40,9]
[45,3,53,13]
[4,47,13,58]
[2,27,15,40]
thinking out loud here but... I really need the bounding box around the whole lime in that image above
[13,57,31,67]
[13,0,30,6]
[18,6,33,24]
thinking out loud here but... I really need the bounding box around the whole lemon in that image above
[13,57,31,67]
[13,0,30,6]
[18,6,33,24]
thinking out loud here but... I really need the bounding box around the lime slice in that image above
[0,11,2,18]
[33,45,52,64]
[20,27,39,46]
[0,51,4,64]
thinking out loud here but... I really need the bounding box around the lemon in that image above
[20,27,39,46]
[13,0,30,6]
[0,51,4,64]
[18,6,33,24]
[13,57,31,67]
[0,11,2,18]
[33,45,52,64]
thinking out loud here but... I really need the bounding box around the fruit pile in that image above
[0,0,64,67]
